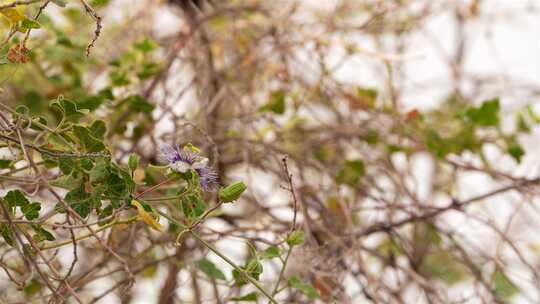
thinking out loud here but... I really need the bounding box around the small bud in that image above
[128,154,140,172]
[219,181,246,203]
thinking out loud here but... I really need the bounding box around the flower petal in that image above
[196,166,218,191]
[192,157,209,170]
[172,161,191,173]
[160,144,180,163]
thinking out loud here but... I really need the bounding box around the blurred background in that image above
[1,0,540,303]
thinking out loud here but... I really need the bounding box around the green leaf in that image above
[91,0,110,7]
[128,154,140,172]
[22,202,41,220]
[508,143,525,163]
[15,105,29,115]
[21,19,41,30]
[376,236,405,262]
[23,280,42,296]
[516,113,531,133]
[286,230,305,247]
[196,258,226,280]
[23,91,43,115]
[492,269,519,299]
[63,184,95,218]
[98,204,114,225]
[230,292,258,302]
[466,98,500,126]
[103,164,134,198]
[4,190,29,213]
[50,97,89,122]
[180,193,206,220]
[245,259,263,280]
[363,129,379,145]
[46,133,72,152]
[232,268,247,286]
[137,62,161,79]
[50,173,83,190]
[78,89,114,111]
[418,250,468,285]
[81,158,94,170]
[0,7,27,24]
[0,159,13,169]
[425,130,450,159]
[89,120,107,140]
[89,160,110,184]
[51,0,68,7]
[58,157,75,174]
[336,160,365,185]
[127,95,154,113]
[288,276,320,300]
[260,245,281,259]
[133,38,158,53]
[356,87,378,107]
[32,225,55,242]
[131,200,164,232]
[73,125,106,152]
[110,71,130,86]
[0,224,15,246]
[259,90,286,114]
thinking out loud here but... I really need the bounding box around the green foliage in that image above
[232,245,264,286]
[0,2,537,303]
[0,223,15,246]
[50,0,68,7]
[336,160,365,185]
[420,97,527,160]
[180,193,207,221]
[0,159,12,168]
[288,276,320,300]
[356,87,378,107]
[23,280,42,296]
[507,140,525,163]
[73,125,107,152]
[260,245,281,259]
[32,225,55,242]
[50,97,90,122]
[126,95,155,113]
[492,269,519,300]
[465,98,500,127]
[376,236,405,262]
[230,292,258,302]
[50,156,134,219]
[3,190,41,220]
[133,38,158,54]
[418,250,468,285]
[286,230,305,247]
[259,90,286,114]
[196,258,227,280]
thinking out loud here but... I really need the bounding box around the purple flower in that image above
[196,166,219,191]
[160,144,218,191]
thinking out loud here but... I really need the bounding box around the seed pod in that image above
[219,181,246,203]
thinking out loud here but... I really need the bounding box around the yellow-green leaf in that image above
[0,2,26,24]
[131,200,164,232]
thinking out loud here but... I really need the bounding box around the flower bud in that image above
[219,181,246,203]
